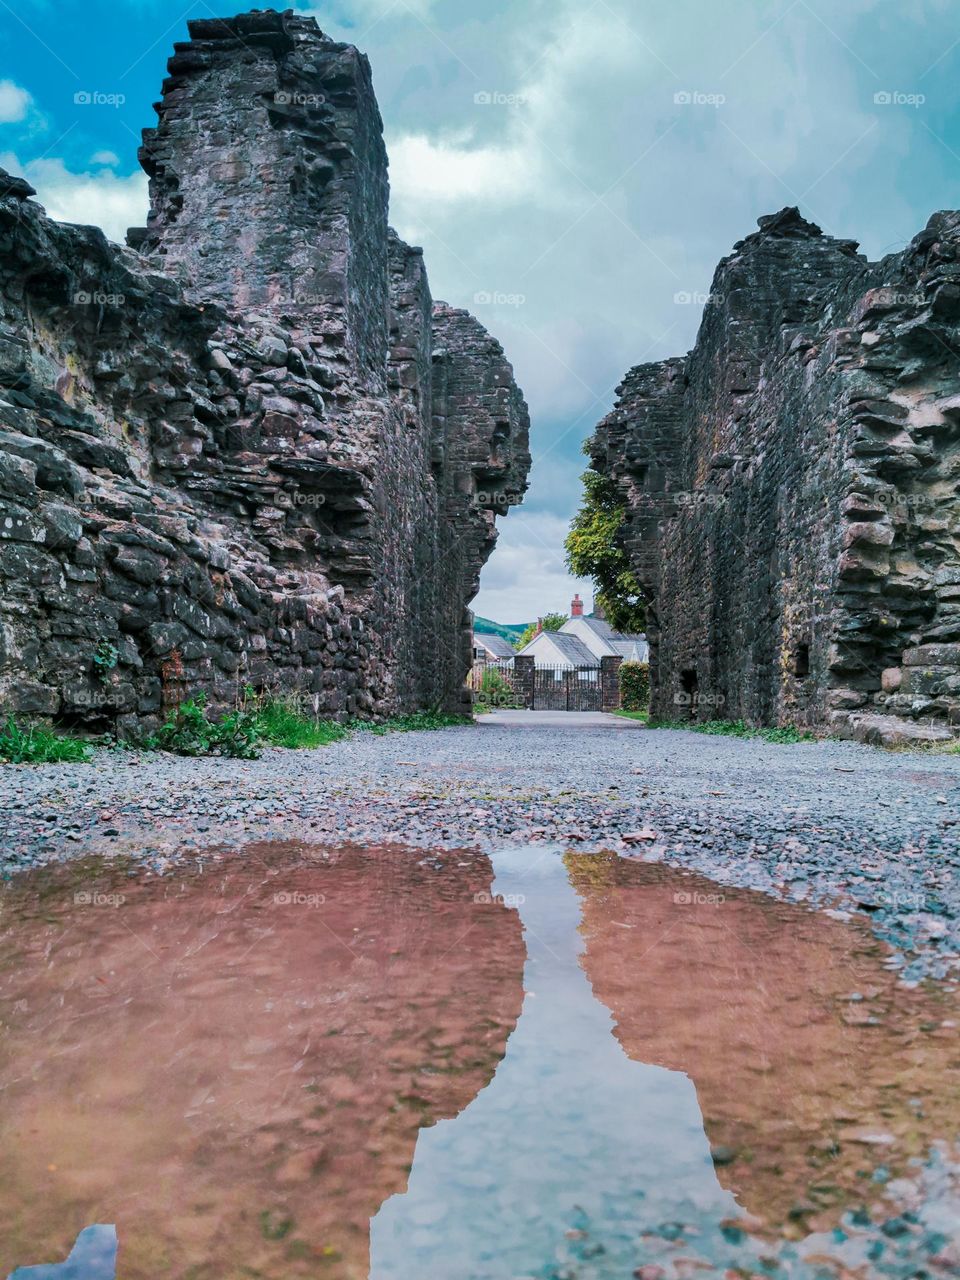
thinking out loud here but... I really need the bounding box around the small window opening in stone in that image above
[679,669,698,712]
[794,643,811,678]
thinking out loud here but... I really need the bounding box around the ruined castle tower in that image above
[0,10,529,730]
[131,11,390,390]
[590,207,960,745]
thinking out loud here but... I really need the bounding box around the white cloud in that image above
[473,510,592,623]
[389,130,539,204]
[303,0,440,28]
[385,0,618,214]
[91,149,120,167]
[0,80,32,124]
[0,153,148,245]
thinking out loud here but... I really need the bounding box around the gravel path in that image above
[2,711,959,981]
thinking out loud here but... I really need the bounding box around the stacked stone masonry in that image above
[0,9,530,734]
[591,207,960,745]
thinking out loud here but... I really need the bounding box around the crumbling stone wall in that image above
[590,207,960,745]
[0,10,529,735]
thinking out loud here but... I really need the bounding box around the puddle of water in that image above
[0,844,957,1279]
[7,1226,117,1279]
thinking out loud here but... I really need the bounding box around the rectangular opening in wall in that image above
[794,643,811,679]
[679,668,698,716]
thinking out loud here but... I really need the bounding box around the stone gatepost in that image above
[600,656,623,712]
[512,656,535,710]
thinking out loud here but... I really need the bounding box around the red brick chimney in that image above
[570,593,584,618]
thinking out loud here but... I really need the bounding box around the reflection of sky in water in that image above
[8,1226,116,1280]
[371,848,741,1279]
[3,847,955,1280]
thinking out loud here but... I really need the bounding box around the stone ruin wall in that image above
[0,10,530,735]
[591,207,960,744]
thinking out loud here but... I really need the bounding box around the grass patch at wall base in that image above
[650,718,815,744]
[0,718,93,764]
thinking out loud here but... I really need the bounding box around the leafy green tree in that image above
[516,612,567,650]
[565,469,646,633]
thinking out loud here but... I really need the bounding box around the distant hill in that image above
[473,616,529,643]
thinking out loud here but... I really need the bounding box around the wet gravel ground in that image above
[1,714,959,982]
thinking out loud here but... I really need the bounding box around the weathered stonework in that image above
[590,207,960,744]
[0,10,529,734]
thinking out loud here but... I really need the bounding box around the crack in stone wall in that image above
[0,9,530,733]
[590,207,960,746]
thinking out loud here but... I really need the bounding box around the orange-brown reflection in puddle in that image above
[566,851,960,1237]
[0,843,525,1280]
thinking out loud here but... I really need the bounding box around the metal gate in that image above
[532,664,601,711]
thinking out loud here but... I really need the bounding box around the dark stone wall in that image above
[0,10,529,734]
[591,207,960,744]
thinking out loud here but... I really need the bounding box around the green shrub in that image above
[619,661,650,711]
[474,666,519,712]
[0,717,92,764]
[147,694,262,759]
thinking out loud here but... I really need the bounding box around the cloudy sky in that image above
[1,0,958,624]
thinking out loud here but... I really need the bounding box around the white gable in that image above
[560,616,617,659]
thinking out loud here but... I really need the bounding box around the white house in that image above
[517,595,648,670]
[560,595,649,663]
[516,629,598,670]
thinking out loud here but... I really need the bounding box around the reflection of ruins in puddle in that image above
[0,844,525,1279]
[0,843,957,1279]
[371,847,739,1278]
[566,851,960,1236]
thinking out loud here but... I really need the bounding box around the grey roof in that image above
[611,638,648,660]
[473,633,516,659]
[578,615,646,645]
[539,632,599,666]
[572,615,618,640]
[562,615,647,654]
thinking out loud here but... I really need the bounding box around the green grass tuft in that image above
[614,709,649,723]
[354,710,472,736]
[0,717,93,764]
[1,693,472,766]
[649,717,815,743]
[252,697,348,749]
